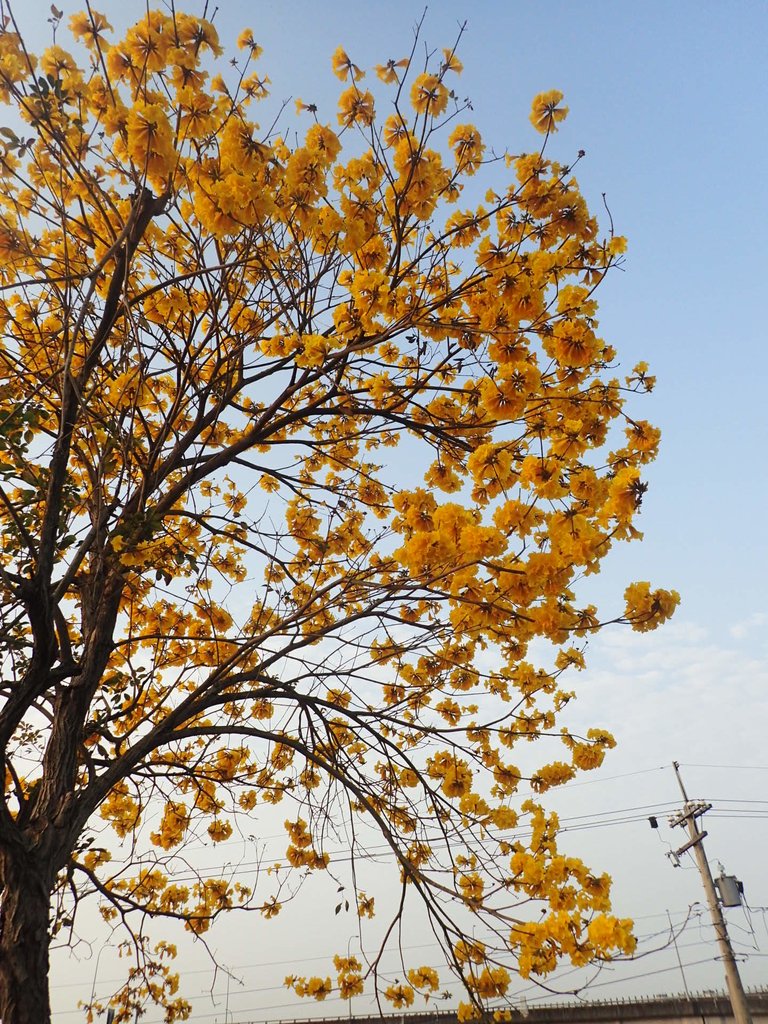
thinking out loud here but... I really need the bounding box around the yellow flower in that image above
[304,123,341,162]
[623,581,680,632]
[571,743,605,771]
[551,320,600,368]
[530,89,569,134]
[306,976,332,999]
[492,805,518,829]
[448,124,484,174]
[407,966,439,991]
[587,915,636,954]
[337,87,375,128]
[207,815,231,839]
[471,966,510,998]
[331,45,364,81]
[100,782,142,839]
[442,763,472,798]
[604,466,645,522]
[453,938,485,964]
[122,17,171,75]
[241,71,270,101]
[294,333,330,368]
[40,45,77,78]
[83,848,112,870]
[530,761,576,792]
[150,801,190,849]
[339,974,364,998]
[384,984,414,1009]
[237,29,262,58]
[68,10,112,48]
[260,898,281,918]
[410,73,449,117]
[375,58,408,84]
[125,101,175,178]
[458,1002,482,1022]
[442,48,463,74]
[174,13,222,57]
[239,790,258,810]
[357,892,375,918]
[176,87,216,140]
[458,871,484,905]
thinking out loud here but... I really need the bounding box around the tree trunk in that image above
[0,845,53,1024]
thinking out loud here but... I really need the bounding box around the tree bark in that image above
[0,844,53,1024]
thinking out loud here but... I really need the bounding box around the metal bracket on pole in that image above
[669,802,712,829]
[673,831,708,858]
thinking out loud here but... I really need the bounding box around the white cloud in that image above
[729,611,767,640]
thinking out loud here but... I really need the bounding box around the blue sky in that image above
[7,0,766,1017]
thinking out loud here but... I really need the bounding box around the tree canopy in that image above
[0,6,678,1023]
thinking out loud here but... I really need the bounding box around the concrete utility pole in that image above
[669,762,752,1024]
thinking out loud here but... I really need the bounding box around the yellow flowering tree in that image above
[0,7,677,1024]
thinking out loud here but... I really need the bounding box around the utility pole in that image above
[669,762,752,1024]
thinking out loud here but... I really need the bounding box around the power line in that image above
[118,786,768,865]
[50,771,768,1016]
[56,797,768,897]
[53,902,763,1005]
[515,956,719,1001]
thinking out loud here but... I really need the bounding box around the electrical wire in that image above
[679,763,768,771]
[49,777,768,1015]
[54,797,767,893]
[511,956,718,1002]
[93,955,729,1024]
